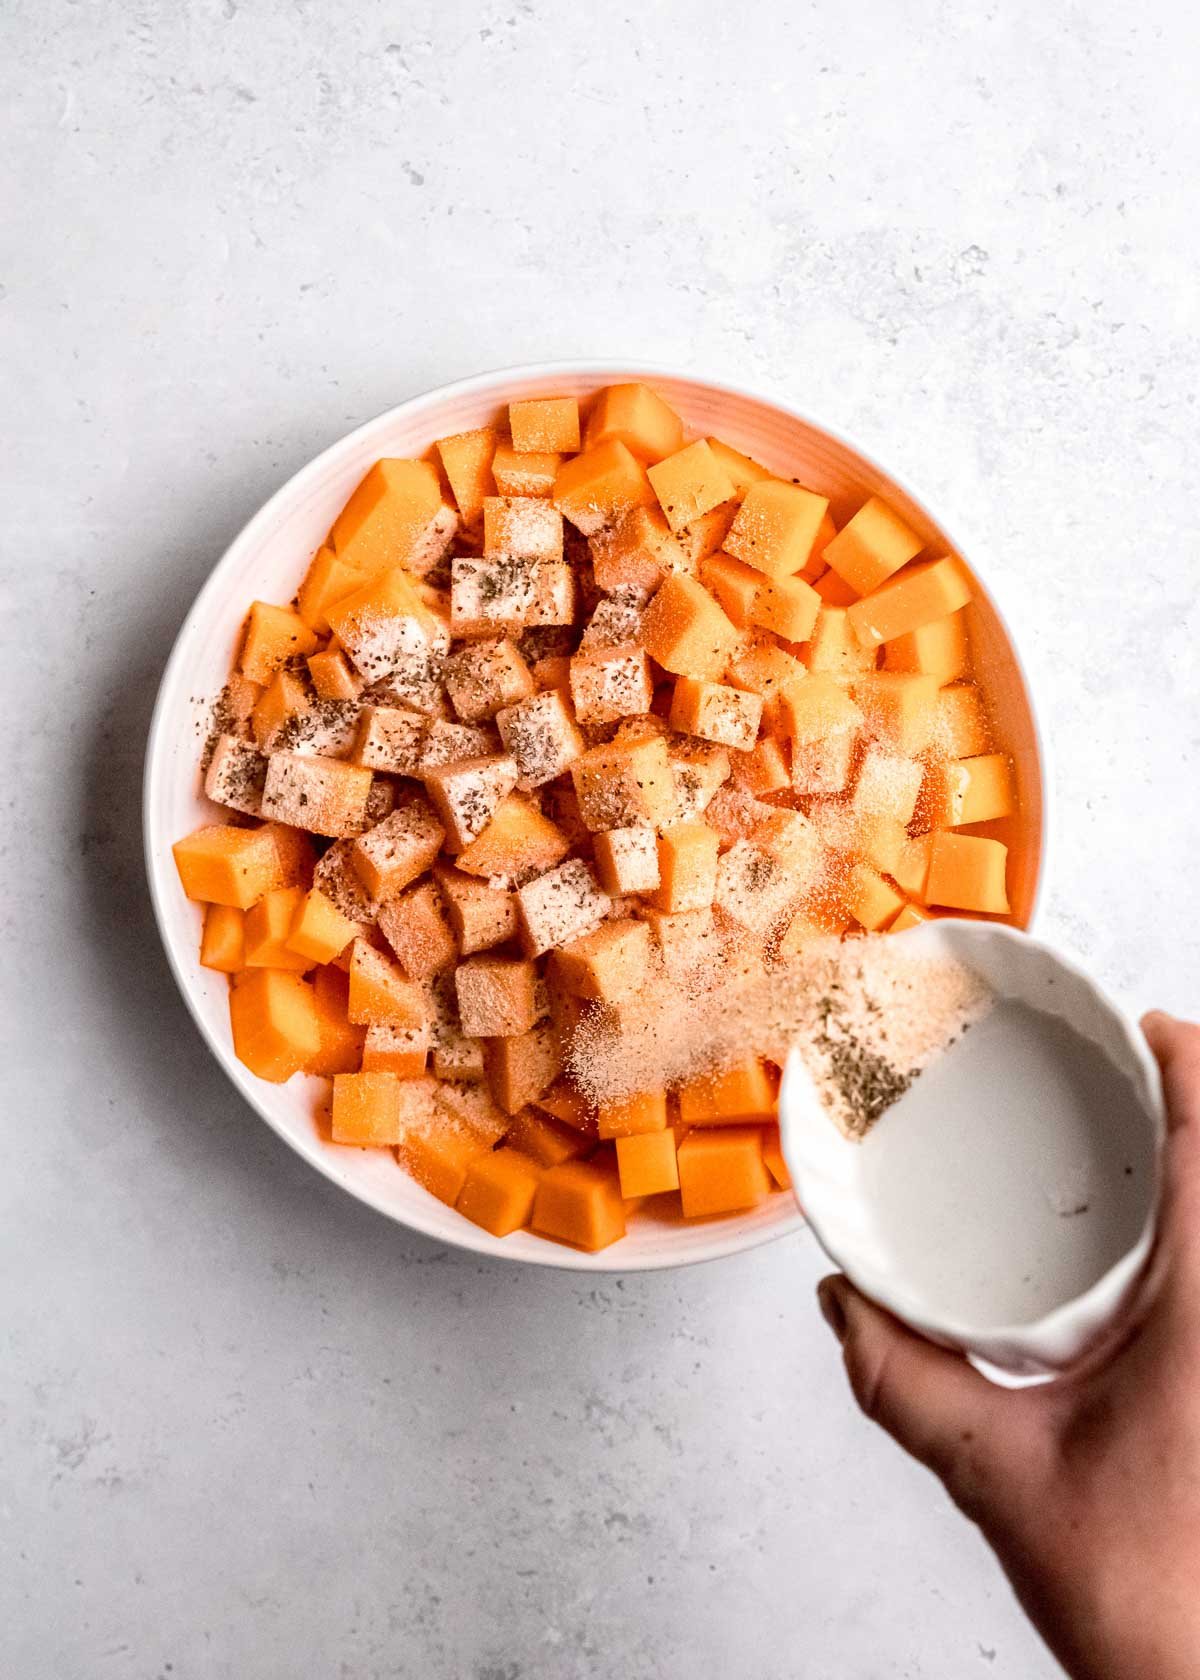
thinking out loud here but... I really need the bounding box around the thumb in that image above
[818,1275,1028,1521]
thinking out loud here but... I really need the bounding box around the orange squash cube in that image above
[589,505,690,600]
[401,1123,491,1206]
[509,396,580,453]
[751,571,822,642]
[483,1022,563,1113]
[847,557,972,647]
[700,551,763,627]
[724,480,829,579]
[330,1070,405,1145]
[669,677,762,752]
[585,383,684,463]
[306,964,367,1076]
[883,611,970,680]
[813,568,860,607]
[823,496,923,595]
[553,439,655,536]
[532,1158,626,1251]
[251,669,311,751]
[491,443,561,498]
[239,601,319,686]
[454,794,570,885]
[800,605,878,675]
[654,821,720,914]
[504,1106,589,1167]
[889,903,932,933]
[174,822,305,910]
[844,862,906,932]
[549,917,652,1005]
[726,644,808,729]
[760,1125,792,1191]
[597,1089,668,1140]
[730,736,791,797]
[925,832,1009,914]
[777,672,862,744]
[244,886,311,971]
[852,672,940,755]
[422,754,520,853]
[639,574,740,681]
[799,510,838,583]
[704,437,772,495]
[934,682,991,758]
[677,1126,770,1217]
[377,879,457,979]
[456,1147,542,1236]
[482,495,564,562]
[852,746,925,826]
[454,953,540,1038]
[892,832,934,899]
[647,440,736,534]
[229,969,321,1082]
[922,753,1015,828]
[678,1057,776,1126]
[307,645,363,701]
[436,427,497,528]
[347,938,428,1027]
[615,1130,679,1198]
[199,903,245,973]
[330,458,451,577]
[285,887,359,965]
[535,1079,597,1134]
[676,501,739,567]
[360,1022,429,1077]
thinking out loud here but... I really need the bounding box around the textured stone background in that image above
[4,2,1198,1676]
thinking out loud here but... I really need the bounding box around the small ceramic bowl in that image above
[144,361,1049,1270]
[779,920,1165,1376]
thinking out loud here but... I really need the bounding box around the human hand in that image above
[817,1011,1200,1680]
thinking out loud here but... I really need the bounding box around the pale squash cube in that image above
[667,736,731,818]
[418,719,498,771]
[450,555,577,634]
[515,858,611,957]
[483,495,564,561]
[205,734,267,817]
[589,506,691,601]
[668,677,762,752]
[790,730,857,796]
[350,789,445,900]
[261,752,373,838]
[571,735,678,832]
[483,1021,564,1113]
[326,567,450,685]
[442,636,535,723]
[376,879,458,979]
[421,753,519,852]
[496,689,586,788]
[592,826,660,896]
[714,840,800,936]
[569,645,655,725]
[852,746,925,826]
[933,681,992,759]
[639,574,741,681]
[577,597,644,651]
[347,702,426,772]
[925,832,1009,914]
[455,954,540,1037]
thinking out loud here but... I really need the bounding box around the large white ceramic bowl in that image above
[144,361,1049,1270]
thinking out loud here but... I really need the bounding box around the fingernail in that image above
[818,1279,848,1343]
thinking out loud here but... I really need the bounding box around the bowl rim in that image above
[142,358,1052,1272]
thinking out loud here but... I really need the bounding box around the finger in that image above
[1141,1012,1200,1136]
[818,1275,1037,1521]
[1141,1012,1200,1267]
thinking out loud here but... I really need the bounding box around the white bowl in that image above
[779,920,1164,1375]
[143,361,1049,1271]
